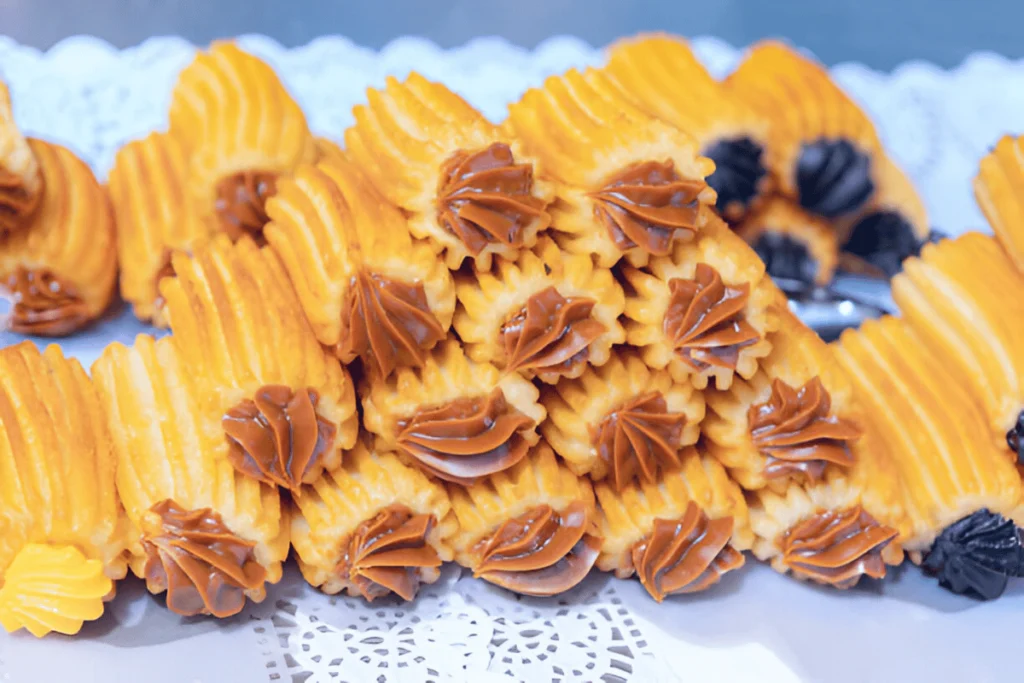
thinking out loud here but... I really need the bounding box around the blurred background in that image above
[1,0,1021,69]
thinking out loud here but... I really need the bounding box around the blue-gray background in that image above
[0,0,1019,69]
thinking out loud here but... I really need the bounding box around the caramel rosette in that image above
[593,392,689,490]
[502,287,606,378]
[214,170,277,243]
[630,502,745,601]
[749,377,861,484]
[142,500,267,618]
[3,268,90,336]
[0,166,41,238]
[223,385,338,491]
[781,506,898,589]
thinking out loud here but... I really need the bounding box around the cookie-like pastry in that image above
[361,340,546,485]
[108,132,207,326]
[0,82,43,238]
[892,233,1024,463]
[345,73,554,269]
[169,41,316,243]
[835,316,1024,599]
[602,34,772,222]
[840,156,930,277]
[541,349,704,489]
[594,445,752,601]
[727,41,880,219]
[0,139,116,336]
[265,156,455,380]
[93,335,287,618]
[446,441,600,595]
[454,236,625,384]
[0,343,130,637]
[621,213,778,389]
[974,134,1024,272]
[506,66,717,268]
[159,235,359,491]
[738,197,838,287]
[290,437,456,602]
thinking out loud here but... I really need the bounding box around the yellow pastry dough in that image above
[0,81,43,238]
[974,133,1024,272]
[737,197,838,287]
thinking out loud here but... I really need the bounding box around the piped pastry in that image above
[505,66,717,268]
[974,133,1024,272]
[361,340,546,485]
[93,335,286,618]
[594,446,752,601]
[265,155,455,380]
[602,34,771,222]
[621,213,779,389]
[168,41,316,244]
[727,41,881,220]
[541,349,705,490]
[454,235,625,384]
[344,73,554,269]
[446,441,601,596]
[0,342,130,637]
[835,316,1024,599]
[290,437,456,602]
[159,234,359,491]
[891,233,1024,465]
[0,82,43,238]
[737,197,838,287]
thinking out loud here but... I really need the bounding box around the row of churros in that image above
[0,34,1021,639]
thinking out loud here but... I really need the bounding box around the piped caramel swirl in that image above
[214,170,277,243]
[396,388,535,484]
[437,143,550,257]
[473,501,601,596]
[501,286,605,382]
[223,385,337,491]
[592,391,687,490]
[664,263,760,371]
[589,160,706,256]
[142,499,266,618]
[630,502,744,601]
[0,166,41,238]
[748,377,861,484]
[3,267,90,336]
[336,505,442,602]
[781,506,897,588]
[334,271,446,380]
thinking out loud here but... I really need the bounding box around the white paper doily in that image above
[1,35,1023,683]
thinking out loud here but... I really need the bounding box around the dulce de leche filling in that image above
[781,505,898,589]
[472,501,601,596]
[591,391,687,491]
[500,286,605,382]
[223,385,337,491]
[589,160,706,256]
[748,377,861,484]
[630,502,744,602]
[0,166,41,238]
[3,267,90,336]
[396,388,535,484]
[437,142,550,257]
[142,499,267,618]
[334,271,446,380]
[335,504,441,602]
[663,263,760,372]
[214,170,277,243]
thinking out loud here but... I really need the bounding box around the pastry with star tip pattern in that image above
[975,134,1024,273]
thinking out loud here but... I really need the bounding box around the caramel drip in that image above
[663,263,760,371]
[142,499,267,618]
[2,267,90,336]
[0,166,40,238]
[473,501,601,596]
[214,170,277,243]
[334,271,446,380]
[396,388,535,484]
[336,505,441,602]
[592,391,687,490]
[782,506,898,588]
[588,160,706,256]
[630,502,744,601]
[437,143,550,256]
[500,286,605,381]
[749,377,861,484]
[223,385,337,491]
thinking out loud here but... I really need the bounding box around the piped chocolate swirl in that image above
[843,210,923,278]
[922,509,1024,601]
[703,137,767,222]
[796,139,874,219]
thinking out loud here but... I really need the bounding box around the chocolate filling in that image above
[843,210,923,278]
[922,509,1024,601]
[796,139,874,219]
[752,231,819,286]
[1007,411,1024,466]
[703,137,767,221]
